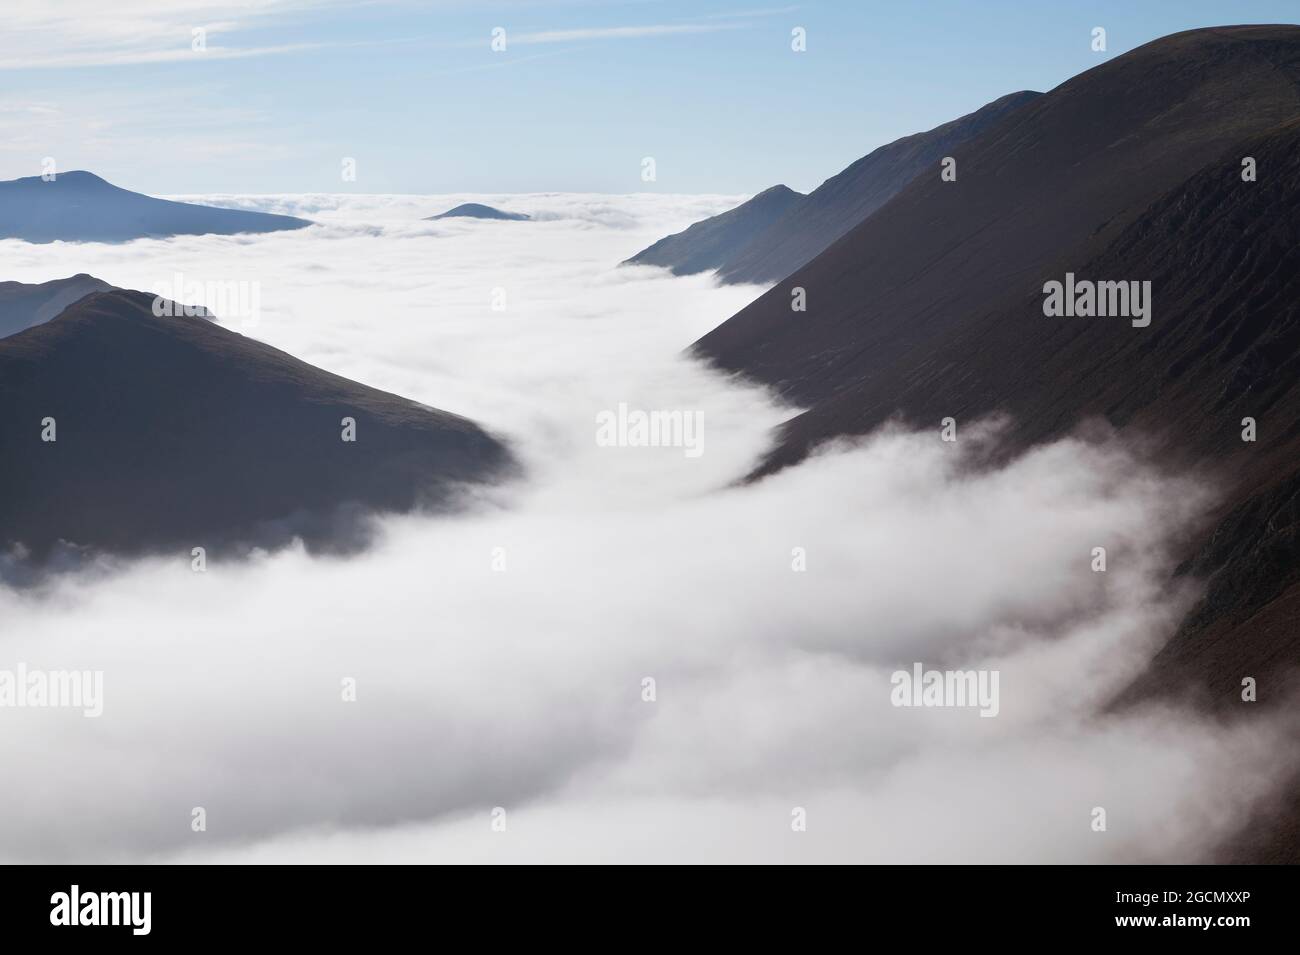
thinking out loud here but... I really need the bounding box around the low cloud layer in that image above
[0,194,1287,862]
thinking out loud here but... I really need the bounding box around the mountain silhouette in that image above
[426,202,530,221]
[696,26,1300,450]
[0,171,311,243]
[0,290,512,560]
[623,185,805,276]
[690,24,1300,857]
[0,274,111,339]
[625,91,1040,283]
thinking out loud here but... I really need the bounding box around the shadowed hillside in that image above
[690,25,1300,860]
[624,90,1039,283]
[0,290,513,560]
[694,26,1300,413]
[0,274,111,339]
[719,90,1041,285]
[623,185,804,277]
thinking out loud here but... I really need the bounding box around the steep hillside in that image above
[0,274,111,338]
[694,26,1300,409]
[623,185,804,276]
[0,290,512,559]
[720,90,1041,284]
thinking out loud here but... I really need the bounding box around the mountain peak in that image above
[621,182,806,276]
[53,170,110,184]
[0,289,513,558]
[0,273,114,341]
[426,202,531,221]
[753,184,803,201]
[623,90,1041,282]
[0,170,311,242]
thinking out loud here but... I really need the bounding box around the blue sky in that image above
[1,0,1296,195]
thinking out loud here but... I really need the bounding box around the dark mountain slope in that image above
[1093,117,1300,727]
[687,27,1300,860]
[0,274,111,339]
[694,26,1300,414]
[0,171,310,243]
[622,185,805,276]
[622,91,1039,283]
[739,112,1300,713]
[719,90,1041,285]
[917,118,1300,703]
[0,290,512,559]
[426,203,530,221]
[768,114,1300,482]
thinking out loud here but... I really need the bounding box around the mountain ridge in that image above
[622,184,805,276]
[0,170,311,243]
[623,90,1041,284]
[426,202,530,221]
[693,25,1300,412]
[0,274,112,339]
[0,289,513,561]
[682,36,1300,854]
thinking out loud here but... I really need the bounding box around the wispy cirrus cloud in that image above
[505,23,738,45]
[0,2,797,68]
[0,0,340,69]
[495,4,805,48]
[0,86,302,184]
[0,42,325,71]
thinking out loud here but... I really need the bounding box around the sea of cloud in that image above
[0,194,1288,862]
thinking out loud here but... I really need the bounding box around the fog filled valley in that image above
[0,195,1291,863]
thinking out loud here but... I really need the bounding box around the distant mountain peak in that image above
[0,170,311,243]
[621,184,806,277]
[51,170,109,184]
[6,170,114,190]
[426,203,531,221]
[0,274,114,341]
